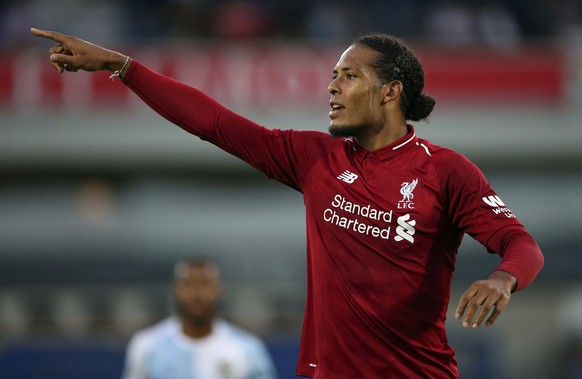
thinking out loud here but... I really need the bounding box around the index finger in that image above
[30,28,67,43]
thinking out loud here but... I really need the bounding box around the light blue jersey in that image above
[121,317,278,379]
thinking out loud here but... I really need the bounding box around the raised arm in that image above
[31,28,278,181]
[31,27,337,193]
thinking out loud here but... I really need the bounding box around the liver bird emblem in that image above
[400,179,418,202]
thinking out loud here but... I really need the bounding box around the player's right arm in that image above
[31,28,340,190]
[30,27,269,170]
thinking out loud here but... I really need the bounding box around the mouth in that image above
[329,101,345,118]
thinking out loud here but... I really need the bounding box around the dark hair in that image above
[174,258,222,280]
[353,33,435,122]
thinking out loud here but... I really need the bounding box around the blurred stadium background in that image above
[1,0,582,378]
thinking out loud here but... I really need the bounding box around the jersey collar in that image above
[351,125,418,161]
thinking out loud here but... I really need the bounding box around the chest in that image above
[302,150,444,245]
[147,338,250,379]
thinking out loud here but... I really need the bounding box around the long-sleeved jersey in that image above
[121,317,277,379]
[122,62,544,378]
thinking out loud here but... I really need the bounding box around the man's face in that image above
[173,263,221,324]
[328,44,385,138]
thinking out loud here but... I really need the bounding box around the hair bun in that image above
[406,93,436,122]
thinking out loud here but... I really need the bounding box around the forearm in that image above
[491,227,544,291]
[31,29,271,171]
[122,60,231,138]
[121,60,269,168]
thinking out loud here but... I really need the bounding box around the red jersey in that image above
[123,62,543,379]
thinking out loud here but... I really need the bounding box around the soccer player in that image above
[120,259,278,379]
[31,28,544,378]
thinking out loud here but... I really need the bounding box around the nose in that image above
[328,78,339,95]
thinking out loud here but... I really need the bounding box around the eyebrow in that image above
[332,66,356,74]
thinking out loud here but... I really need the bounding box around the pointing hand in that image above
[31,28,128,75]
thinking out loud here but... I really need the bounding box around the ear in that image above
[381,80,404,105]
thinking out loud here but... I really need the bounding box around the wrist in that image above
[107,53,131,80]
[489,270,517,292]
[104,51,128,72]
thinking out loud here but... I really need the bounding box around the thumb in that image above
[49,53,80,73]
[50,53,73,64]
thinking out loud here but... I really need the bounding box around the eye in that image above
[346,73,356,79]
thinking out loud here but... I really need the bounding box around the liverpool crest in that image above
[398,178,418,209]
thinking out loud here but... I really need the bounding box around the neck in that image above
[181,317,213,339]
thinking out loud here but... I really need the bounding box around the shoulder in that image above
[266,129,343,149]
[415,138,491,201]
[129,317,178,348]
[418,138,468,162]
[419,138,482,175]
[276,129,334,140]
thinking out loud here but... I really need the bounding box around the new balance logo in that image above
[482,195,505,207]
[337,170,358,184]
[394,214,416,243]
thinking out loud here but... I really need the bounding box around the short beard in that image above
[328,124,362,138]
[174,302,214,326]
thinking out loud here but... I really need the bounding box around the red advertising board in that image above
[0,44,565,111]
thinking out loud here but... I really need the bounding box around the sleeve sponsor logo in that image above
[481,195,515,218]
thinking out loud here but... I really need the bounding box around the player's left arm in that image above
[440,151,544,329]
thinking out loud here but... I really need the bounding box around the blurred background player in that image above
[121,258,278,379]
